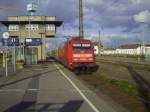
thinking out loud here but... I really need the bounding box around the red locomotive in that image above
[57,38,98,74]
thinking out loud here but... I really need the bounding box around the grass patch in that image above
[101,54,145,59]
[95,72,140,97]
[109,79,140,96]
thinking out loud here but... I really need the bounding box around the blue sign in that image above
[2,38,19,46]
[25,38,42,46]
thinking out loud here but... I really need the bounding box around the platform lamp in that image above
[2,31,9,77]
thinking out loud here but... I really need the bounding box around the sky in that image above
[0,0,150,48]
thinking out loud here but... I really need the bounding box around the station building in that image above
[0,16,62,64]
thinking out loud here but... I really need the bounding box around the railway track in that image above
[77,72,150,112]
[96,57,150,66]
[96,58,150,72]
[47,57,150,111]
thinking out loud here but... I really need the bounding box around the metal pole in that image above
[5,44,8,77]
[13,38,16,72]
[142,26,145,56]
[23,39,25,60]
[3,49,5,68]
[102,27,104,50]
[79,0,84,38]
[32,47,34,64]
[98,30,101,56]
[11,47,13,65]
[18,43,21,60]
[39,33,43,61]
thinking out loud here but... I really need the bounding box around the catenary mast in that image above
[79,0,84,39]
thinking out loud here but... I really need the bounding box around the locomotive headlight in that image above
[73,54,80,58]
[73,54,93,58]
[85,54,93,57]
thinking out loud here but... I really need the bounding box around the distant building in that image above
[101,44,150,57]
[116,44,142,55]
[93,41,103,55]
[145,45,150,61]
[94,46,99,55]
[102,48,116,55]
[0,16,62,64]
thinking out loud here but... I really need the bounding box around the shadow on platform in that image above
[3,72,83,112]
[0,66,64,88]
[3,100,83,112]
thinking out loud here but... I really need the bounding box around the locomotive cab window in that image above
[73,43,92,50]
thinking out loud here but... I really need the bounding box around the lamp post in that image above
[2,32,9,77]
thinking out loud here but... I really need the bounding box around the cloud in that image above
[1,0,150,46]
[86,0,103,5]
[134,10,150,23]
[131,0,150,4]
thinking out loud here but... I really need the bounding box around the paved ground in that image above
[0,60,128,112]
[0,64,16,77]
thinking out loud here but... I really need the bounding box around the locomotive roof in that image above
[68,38,91,42]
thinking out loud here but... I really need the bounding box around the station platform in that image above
[0,60,127,112]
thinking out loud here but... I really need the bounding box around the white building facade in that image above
[101,44,150,56]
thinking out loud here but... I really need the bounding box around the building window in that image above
[46,24,55,31]
[9,25,19,31]
[26,24,39,30]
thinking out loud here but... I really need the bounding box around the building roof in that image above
[104,48,116,51]
[0,21,63,26]
[145,44,150,47]
[118,44,141,49]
